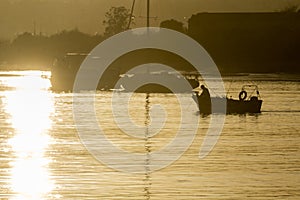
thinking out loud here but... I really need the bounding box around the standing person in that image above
[198,85,211,114]
[200,85,210,99]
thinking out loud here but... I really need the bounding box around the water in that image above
[0,71,299,199]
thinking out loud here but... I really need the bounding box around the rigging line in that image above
[127,0,136,29]
[137,0,143,19]
[134,0,143,26]
[152,0,160,26]
[165,0,176,20]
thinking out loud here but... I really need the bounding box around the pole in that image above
[33,21,36,36]
[147,0,150,27]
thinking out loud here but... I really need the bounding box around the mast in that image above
[147,0,150,27]
[33,21,36,36]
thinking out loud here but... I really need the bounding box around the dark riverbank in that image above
[188,12,300,73]
[0,12,299,74]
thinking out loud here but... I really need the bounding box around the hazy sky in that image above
[0,0,300,39]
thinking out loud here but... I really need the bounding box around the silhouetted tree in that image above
[1,29,104,68]
[50,29,100,56]
[103,6,131,37]
[160,19,186,33]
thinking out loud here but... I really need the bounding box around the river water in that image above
[0,71,299,199]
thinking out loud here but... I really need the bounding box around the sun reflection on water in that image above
[2,71,55,199]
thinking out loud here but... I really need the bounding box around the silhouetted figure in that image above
[198,85,211,114]
[200,85,210,99]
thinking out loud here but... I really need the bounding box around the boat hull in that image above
[193,95,262,114]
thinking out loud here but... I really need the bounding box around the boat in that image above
[118,67,199,93]
[192,85,263,114]
[50,53,120,91]
[51,53,85,91]
[50,53,198,93]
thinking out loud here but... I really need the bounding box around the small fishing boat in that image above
[193,85,263,114]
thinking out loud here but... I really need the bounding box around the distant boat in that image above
[50,53,86,92]
[193,85,263,114]
[50,52,199,93]
[118,68,199,93]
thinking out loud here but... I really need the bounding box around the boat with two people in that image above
[192,84,263,114]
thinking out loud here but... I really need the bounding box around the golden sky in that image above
[0,0,299,39]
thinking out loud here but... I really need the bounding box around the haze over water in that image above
[0,71,299,199]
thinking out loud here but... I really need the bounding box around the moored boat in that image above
[118,69,199,93]
[50,53,119,92]
[50,53,199,93]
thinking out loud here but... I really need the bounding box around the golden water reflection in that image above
[2,71,55,199]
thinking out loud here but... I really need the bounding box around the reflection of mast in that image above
[144,93,151,199]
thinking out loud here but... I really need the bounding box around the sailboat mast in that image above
[147,0,150,27]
